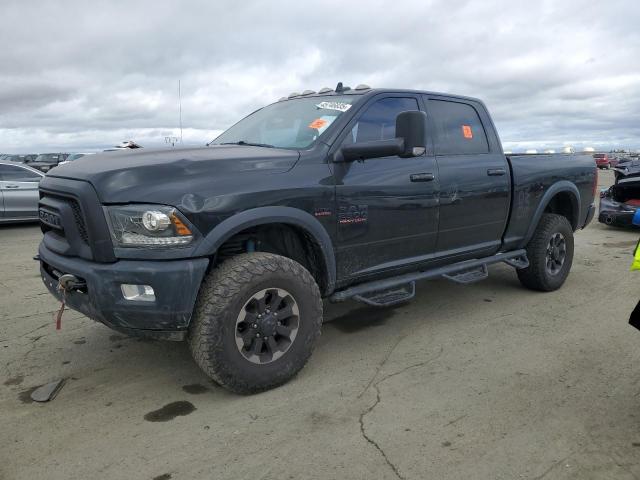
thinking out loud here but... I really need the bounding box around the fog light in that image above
[121,284,155,302]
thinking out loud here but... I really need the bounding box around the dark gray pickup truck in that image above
[37,85,597,393]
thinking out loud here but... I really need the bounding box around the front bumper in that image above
[39,242,209,340]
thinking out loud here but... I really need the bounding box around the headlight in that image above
[106,204,195,247]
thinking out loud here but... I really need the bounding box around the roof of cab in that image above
[277,86,482,105]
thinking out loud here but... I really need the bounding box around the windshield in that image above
[211,95,359,149]
[35,153,62,163]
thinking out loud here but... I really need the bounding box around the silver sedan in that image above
[0,161,44,223]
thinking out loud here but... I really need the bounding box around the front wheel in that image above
[188,252,323,394]
[517,213,574,292]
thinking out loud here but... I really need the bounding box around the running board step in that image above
[503,254,529,269]
[442,265,488,284]
[353,282,415,307]
[329,249,528,304]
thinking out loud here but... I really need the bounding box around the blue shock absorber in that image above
[246,239,256,253]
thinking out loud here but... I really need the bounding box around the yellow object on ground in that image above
[631,240,640,271]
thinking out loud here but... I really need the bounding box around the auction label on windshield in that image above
[308,118,329,129]
[316,101,352,112]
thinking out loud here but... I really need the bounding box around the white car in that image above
[0,161,45,223]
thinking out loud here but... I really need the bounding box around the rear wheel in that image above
[189,252,323,394]
[517,213,574,292]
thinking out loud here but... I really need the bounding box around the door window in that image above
[0,165,42,182]
[427,99,489,155]
[345,97,420,145]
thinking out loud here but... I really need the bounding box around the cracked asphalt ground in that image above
[2,169,640,480]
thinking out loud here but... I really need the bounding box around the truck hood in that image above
[47,145,300,204]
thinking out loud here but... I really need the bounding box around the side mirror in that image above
[396,110,428,158]
[336,110,428,162]
[340,138,404,162]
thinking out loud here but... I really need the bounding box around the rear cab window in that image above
[425,98,489,155]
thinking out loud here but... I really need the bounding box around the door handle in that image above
[5,185,19,189]
[410,173,435,182]
[487,168,506,176]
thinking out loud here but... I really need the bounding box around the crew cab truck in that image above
[38,85,597,394]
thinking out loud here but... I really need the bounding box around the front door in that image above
[333,95,439,281]
[0,164,42,219]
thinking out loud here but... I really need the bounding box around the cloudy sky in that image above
[1,0,639,153]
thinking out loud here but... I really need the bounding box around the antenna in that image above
[178,80,183,143]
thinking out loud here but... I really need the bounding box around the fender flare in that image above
[520,181,581,247]
[193,206,336,294]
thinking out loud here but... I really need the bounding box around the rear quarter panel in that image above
[502,153,595,250]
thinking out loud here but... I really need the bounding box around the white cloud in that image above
[0,0,639,153]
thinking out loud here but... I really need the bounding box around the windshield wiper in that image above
[218,140,275,148]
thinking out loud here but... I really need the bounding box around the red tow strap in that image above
[55,285,66,330]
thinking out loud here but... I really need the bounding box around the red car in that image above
[594,153,618,169]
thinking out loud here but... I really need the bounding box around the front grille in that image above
[40,195,89,244]
[39,190,93,258]
[38,176,116,263]
[69,200,89,243]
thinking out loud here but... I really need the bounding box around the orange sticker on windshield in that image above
[308,118,328,129]
[462,125,473,139]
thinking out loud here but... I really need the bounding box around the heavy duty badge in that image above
[338,204,368,224]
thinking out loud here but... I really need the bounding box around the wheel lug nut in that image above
[252,323,258,328]
[277,321,281,325]
[255,333,260,337]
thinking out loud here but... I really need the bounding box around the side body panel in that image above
[502,153,596,250]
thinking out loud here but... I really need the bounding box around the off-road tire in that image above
[188,252,322,394]
[517,213,574,292]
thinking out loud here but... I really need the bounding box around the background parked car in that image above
[59,152,96,165]
[4,154,38,163]
[594,153,617,169]
[27,153,68,173]
[0,161,44,223]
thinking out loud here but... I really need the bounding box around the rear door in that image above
[333,95,439,280]
[0,164,43,219]
[424,96,510,258]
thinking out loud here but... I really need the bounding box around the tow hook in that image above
[58,274,85,292]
